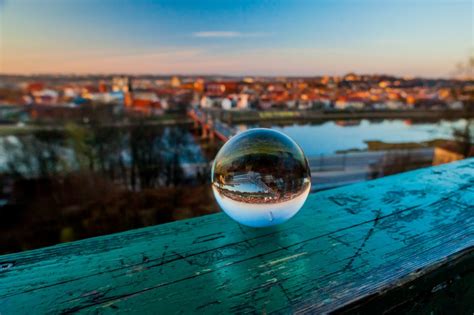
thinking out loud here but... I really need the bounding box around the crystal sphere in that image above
[211,128,311,227]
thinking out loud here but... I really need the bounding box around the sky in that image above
[0,0,472,77]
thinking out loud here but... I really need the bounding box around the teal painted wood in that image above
[0,158,473,314]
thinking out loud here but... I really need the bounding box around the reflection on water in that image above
[242,119,469,156]
[212,129,311,227]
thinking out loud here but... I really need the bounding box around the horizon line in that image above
[0,72,465,80]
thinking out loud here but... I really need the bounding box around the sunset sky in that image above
[0,0,472,77]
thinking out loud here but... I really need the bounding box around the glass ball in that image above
[211,128,311,227]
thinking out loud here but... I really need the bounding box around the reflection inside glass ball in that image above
[211,128,311,227]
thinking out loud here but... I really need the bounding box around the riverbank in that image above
[215,108,473,124]
[0,116,193,136]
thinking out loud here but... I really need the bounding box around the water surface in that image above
[238,119,468,156]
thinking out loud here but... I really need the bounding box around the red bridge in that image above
[188,108,236,142]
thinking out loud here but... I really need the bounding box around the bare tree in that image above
[452,56,474,157]
[4,131,67,178]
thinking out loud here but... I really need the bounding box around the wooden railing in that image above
[0,158,473,314]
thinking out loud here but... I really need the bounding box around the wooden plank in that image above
[0,159,473,314]
[334,248,474,314]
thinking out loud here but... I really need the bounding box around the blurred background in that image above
[0,0,472,254]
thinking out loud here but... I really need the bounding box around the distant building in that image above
[112,76,130,92]
[285,99,297,109]
[205,81,239,96]
[372,102,386,110]
[32,89,59,105]
[25,82,45,93]
[205,83,226,96]
[236,94,250,109]
[343,73,361,82]
[98,81,108,93]
[124,90,163,115]
[85,91,124,104]
[385,100,405,110]
[314,97,332,109]
[171,76,181,88]
[70,97,90,107]
[258,95,273,110]
[63,87,79,99]
[334,97,366,110]
[221,98,232,110]
[200,95,222,108]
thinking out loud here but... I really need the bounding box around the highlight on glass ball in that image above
[211,128,311,227]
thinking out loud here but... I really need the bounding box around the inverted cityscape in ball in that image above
[211,128,311,227]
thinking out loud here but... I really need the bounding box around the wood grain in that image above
[0,158,473,314]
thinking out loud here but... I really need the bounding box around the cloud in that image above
[193,31,266,38]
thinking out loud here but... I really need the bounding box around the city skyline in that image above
[0,0,472,77]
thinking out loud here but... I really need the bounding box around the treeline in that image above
[0,121,218,254]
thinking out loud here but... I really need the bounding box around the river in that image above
[236,119,469,156]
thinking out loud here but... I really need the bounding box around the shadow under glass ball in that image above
[211,128,311,227]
